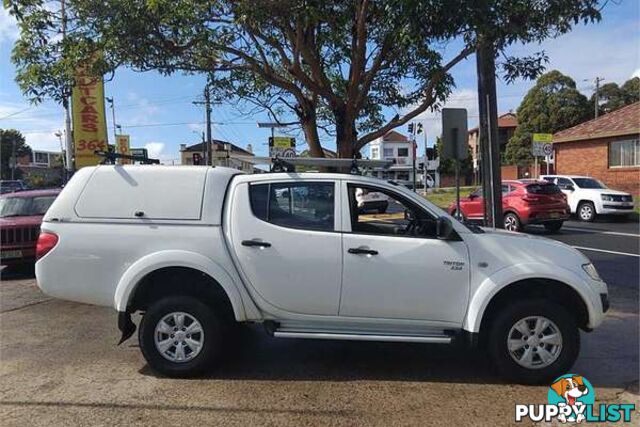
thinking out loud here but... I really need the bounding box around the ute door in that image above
[339,183,470,324]
[227,179,342,315]
[464,187,485,220]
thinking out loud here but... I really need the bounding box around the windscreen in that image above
[572,178,606,189]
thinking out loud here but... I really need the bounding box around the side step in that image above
[272,330,452,344]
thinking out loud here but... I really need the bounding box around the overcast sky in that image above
[1,1,638,163]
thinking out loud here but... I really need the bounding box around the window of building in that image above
[34,152,49,165]
[371,147,379,159]
[383,148,394,157]
[609,139,639,167]
[397,148,409,157]
[249,182,335,231]
[347,184,437,238]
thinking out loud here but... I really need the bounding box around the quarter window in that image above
[249,182,335,231]
[609,139,639,167]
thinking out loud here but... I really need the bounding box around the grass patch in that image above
[424,186,476,209]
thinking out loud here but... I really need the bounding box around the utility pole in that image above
[61,0,74,180]
[476,36,503,229]
[204,83,213,166]
[106,97,118,142]
[594,77,604,118]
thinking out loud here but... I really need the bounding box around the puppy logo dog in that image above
[550,375,590,423]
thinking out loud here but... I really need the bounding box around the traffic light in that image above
[417,123,423,134]
[407,123,414,134]
[192,153,202,165]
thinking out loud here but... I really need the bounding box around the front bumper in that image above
[598,204,634,215]
[0,244,36,265]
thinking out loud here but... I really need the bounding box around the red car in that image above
[0,189,61,266]
[448,180,570,232]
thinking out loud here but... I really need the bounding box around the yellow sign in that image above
[115,135,130,164]
[72,68,108,168]
[271,136,295,148]
[532,133,553,143]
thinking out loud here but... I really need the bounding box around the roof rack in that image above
[230,155,393,174]
[94,150,160,165]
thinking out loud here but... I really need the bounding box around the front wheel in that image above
[487,299,580,384]
[544,221,564,233]
[139,296,223,377]
[503,212,522,232]
[578,201,596,222]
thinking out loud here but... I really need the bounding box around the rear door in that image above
[227,179,342,315]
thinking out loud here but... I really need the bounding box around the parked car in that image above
[448,180,570,232]
[540,175,634,222]
[0,189,61,266]
[36,166,608,383]
[0,180,28,194]
[355,187,389,213]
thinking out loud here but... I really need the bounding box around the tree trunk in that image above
[476,36,503,228]
[335,108,357,159]
[299,110,324,158]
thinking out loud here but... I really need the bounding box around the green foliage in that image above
[504,70,590,166]
[435,137,473,175]
[591,77,640,116]
[0,129,32,180]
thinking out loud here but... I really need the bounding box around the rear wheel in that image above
[139,296,223,377]
[503,212,522,232]
[544,221,564,233]
[578,201,596,222]
[487,299,579,384]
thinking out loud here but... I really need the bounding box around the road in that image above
[0,219,638,426]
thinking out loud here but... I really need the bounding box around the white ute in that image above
[36,166,609,383]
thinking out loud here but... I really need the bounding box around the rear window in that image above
[526,183,561,195]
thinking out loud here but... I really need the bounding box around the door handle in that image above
[348,247,378,256]
[241,239,272,248]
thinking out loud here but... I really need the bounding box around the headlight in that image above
[601,194,614,202]
[582,263,603,282]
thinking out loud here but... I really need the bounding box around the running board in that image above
[272,331,452,344]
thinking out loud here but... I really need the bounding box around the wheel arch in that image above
[114,250,247,321]
[464,268,597,336]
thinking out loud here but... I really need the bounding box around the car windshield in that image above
[572,178,607,189]
[0,195,56,218]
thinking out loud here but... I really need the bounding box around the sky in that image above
[1,1,639,164]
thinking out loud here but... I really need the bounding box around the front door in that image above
[340,183,470,324]
[228,180,342,315]
[464,187,485,220]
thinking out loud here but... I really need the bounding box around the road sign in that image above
[532,133,553,157]
[269,136,296,157]
[441,108,468,160]
[115,135,130,164]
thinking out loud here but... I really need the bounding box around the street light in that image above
[257,122,296,139]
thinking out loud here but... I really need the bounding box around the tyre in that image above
[577,201,596,222]
[139,296,223,378]
[487,299,580,384]
[544,221,564,233]
[451,210,465,221]
[503,212,522,232]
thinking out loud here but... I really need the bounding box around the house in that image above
[553,102,639,195]
[368,130,416,184]
[179,140,254,173]
[16,150,64,186]
[468,112,518,177]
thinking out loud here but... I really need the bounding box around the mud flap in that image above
[117,311,136,345]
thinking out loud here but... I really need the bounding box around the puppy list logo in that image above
[515,374,635,423]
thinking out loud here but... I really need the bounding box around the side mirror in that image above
[404,209,415,221]
[566,185,575,192]
[437,216,455,240]
[468,193,477,200]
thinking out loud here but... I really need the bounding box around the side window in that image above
[249,182,335,231]
[542,176,555,183]
[556,177,572,189]
[501,184,510,194]
[471,188,483,198]
[348,184,437,238]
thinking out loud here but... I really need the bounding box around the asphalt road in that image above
[0,218,638,426]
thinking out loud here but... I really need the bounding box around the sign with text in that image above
[115,135,130,164]
[532,133,553,157]
[72,68,108,168]
[269,136,296,157]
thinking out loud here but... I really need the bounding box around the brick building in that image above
[468,112,518,182]
[553,102,639,195]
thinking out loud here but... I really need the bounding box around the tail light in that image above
[36,232,59,260]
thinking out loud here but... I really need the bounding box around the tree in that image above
[0,129,32,180]
[8,0,602,160]
[592,77,640,116]
[504,70,591,166]
[435,137,473,176]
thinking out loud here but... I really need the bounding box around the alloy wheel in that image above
[507,316,563,370]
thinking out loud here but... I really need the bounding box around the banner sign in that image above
[532,133,553,157]
[115,135,130,164]
[72,68,108,168]
[269,136,296,158]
